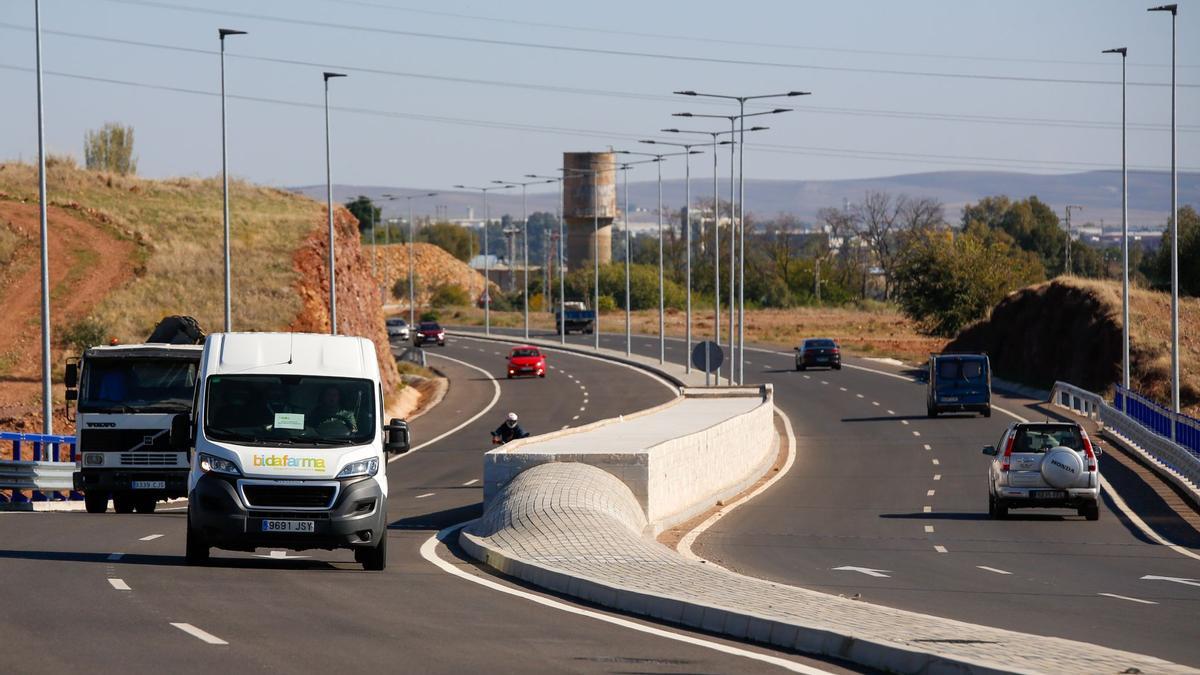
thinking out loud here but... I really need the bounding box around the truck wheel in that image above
[359,535,387,571]
[185,517,209,564]
[113,494,136,514]
[982,406,992,418]
[134,496,157,514]
[84,491,109,514]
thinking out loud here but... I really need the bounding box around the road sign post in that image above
[692,340,724,386]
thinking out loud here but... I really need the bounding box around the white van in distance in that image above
[178,332,409,570]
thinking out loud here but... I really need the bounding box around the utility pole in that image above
[1065,204,1083,275]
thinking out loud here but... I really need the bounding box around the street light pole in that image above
[1064,204,1083,275]
[389,192,438,327]
[525,174,567,344]
[322,72,346,335]
[218,28,245,333]
[495,179,554,340]
[1104,47,1130,402]
[35,0,51,432]
[1150,3,1180,419]
[455,185,512,336]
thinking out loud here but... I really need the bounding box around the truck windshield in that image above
[936,358,986,383]
[204,375,376,447]
[80,358,197,413]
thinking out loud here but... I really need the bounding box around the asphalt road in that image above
[0,337,855,674]
[497,326,1200,667]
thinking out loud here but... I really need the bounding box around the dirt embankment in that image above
[947,278,1199,414]
[369,242,493,309]
[289,207,402,399]
[0,200,136,432]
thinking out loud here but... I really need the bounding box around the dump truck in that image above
[554,301,596,335]
[67,316,205,514]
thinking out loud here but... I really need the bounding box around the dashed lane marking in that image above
[923,506,932,513]
[170,623,228,645]
[923,444,931,451]
[579,406,586,412]
[887,409,895,415]
[108,578,130,591]
[924,525,934,533]
[977,566,1012,575]
[912,431,921,437]
[926,489,935,496]
[572,415,580,420]
[933,474,942,481]
[803,375,811,380]
[872,401,880,406]
[932,458,940,465]
[415,493,435,499]
[822,381,830,385]
[462,479,479,486]
[838,386,846,391]
[855,393,863,398]
[139,534,163,542]
[901,420,909,425]
[934,545,948,553]
[1098,593,1157,605]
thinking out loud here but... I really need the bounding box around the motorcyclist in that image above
[492,412,528,444]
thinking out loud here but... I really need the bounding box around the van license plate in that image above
[1032,490,1066,499]
[261,520,315,533]
[132,480,165,490]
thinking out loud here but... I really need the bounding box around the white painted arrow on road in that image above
[253,550,310,560]
[833,566,891,578]
[1141,574,1200,588]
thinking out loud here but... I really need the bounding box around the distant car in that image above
[385,317,410,341]
[506,346,546,379]
[413,322,445,347]
[982,421,1102,520]
[927,352,991,417]
[794,338,840,371]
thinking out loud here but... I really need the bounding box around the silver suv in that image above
[982,421,1102,520]
[385,317,410,341]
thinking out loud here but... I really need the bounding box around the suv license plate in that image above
[1032,490,1066,499]
[132,480,165,490]
[262,520,315,533]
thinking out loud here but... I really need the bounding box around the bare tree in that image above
[852,191,904,298]
[899,196,945,232]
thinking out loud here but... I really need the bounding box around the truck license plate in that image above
[261,520,315,533]
[132,480,165,490]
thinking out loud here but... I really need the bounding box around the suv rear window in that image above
[1012,424,1084,453]
[936,358,986,382]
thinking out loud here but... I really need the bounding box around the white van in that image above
[177,332,409,570]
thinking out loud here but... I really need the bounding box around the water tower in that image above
[563,151,616,271]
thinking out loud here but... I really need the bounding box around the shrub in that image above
[62,316,110,352]
[597,294,617,312]
[429,283,470,307]
[420,311,438,322]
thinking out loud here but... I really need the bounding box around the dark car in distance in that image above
[795,338,841,371]
[413,321,445,347]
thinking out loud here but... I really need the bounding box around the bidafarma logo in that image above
[251,454,326,473]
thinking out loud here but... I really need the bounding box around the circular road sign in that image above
[691,340,725,374]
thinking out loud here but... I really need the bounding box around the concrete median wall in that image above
[483,385,775,534]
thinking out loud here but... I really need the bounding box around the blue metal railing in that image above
[0,431,79,503]
[1114,386,1200,461]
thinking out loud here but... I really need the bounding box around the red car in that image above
[506,346,546,379]
[413,321,445,347]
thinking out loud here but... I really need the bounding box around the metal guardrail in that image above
[396,346,427,368]
[1050,381,1200,501]
[1114,386,1200,456]
[0,431,80,503]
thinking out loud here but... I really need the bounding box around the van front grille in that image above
[242,484,336,509]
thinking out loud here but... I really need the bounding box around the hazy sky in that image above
[2,0,1197,197]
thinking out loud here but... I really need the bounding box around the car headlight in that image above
[336,457,379,478]
[198,452,241,476]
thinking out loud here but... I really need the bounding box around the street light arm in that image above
[218,28,247,38]
[1148,4,1178,14]
[1102,47,1128,56]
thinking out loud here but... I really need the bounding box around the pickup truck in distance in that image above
[555,301,595,335]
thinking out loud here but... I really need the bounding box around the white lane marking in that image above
[572,415,580,420]
[108,578,130,591]
[678,407,799,564]
[832,566,891,578]
[822,381,830,386]
[462,479,479,486]
[579,406,586,412]
[926,489,935,497]
[923,506,932,513]
[170,623,228,645]
[1098,592,1158,605]
[912,431,921,437]
[872,401,880,407]
[139,534,163,542]
[901,420,909,425]
[854,393,862,398]
[838,386,846,391]
[977,566,1012,575]
[924,525,934,533]
[422,525,829,674]
[933,474,942,481]
[923,444,931,451]
[579,384,586,390]
[389,352,502,464]
[932,458,940,465]
[886,409,895,415]
[107,552,123,561]
[990,401,1200,565]
[416,493,435,499]
[934,545,948,553]
[1141,574,1200,588]
[803,375,811,380]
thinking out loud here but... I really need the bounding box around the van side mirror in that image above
[64,362,78,388]
[982,445,997,456]
[65,389,78,401]
[170,413,192,451]
[385,418,411,454]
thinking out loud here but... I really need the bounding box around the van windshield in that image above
[204,375,376,447]
[936,358,986,383]
[81,357,197,413]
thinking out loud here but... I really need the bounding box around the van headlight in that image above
[337,457,379,478]
[198,452,241,476]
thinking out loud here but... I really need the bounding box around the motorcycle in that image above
[491,430,531,445]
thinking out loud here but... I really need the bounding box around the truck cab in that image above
[69,343,203,514]
[184,332,409,570]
